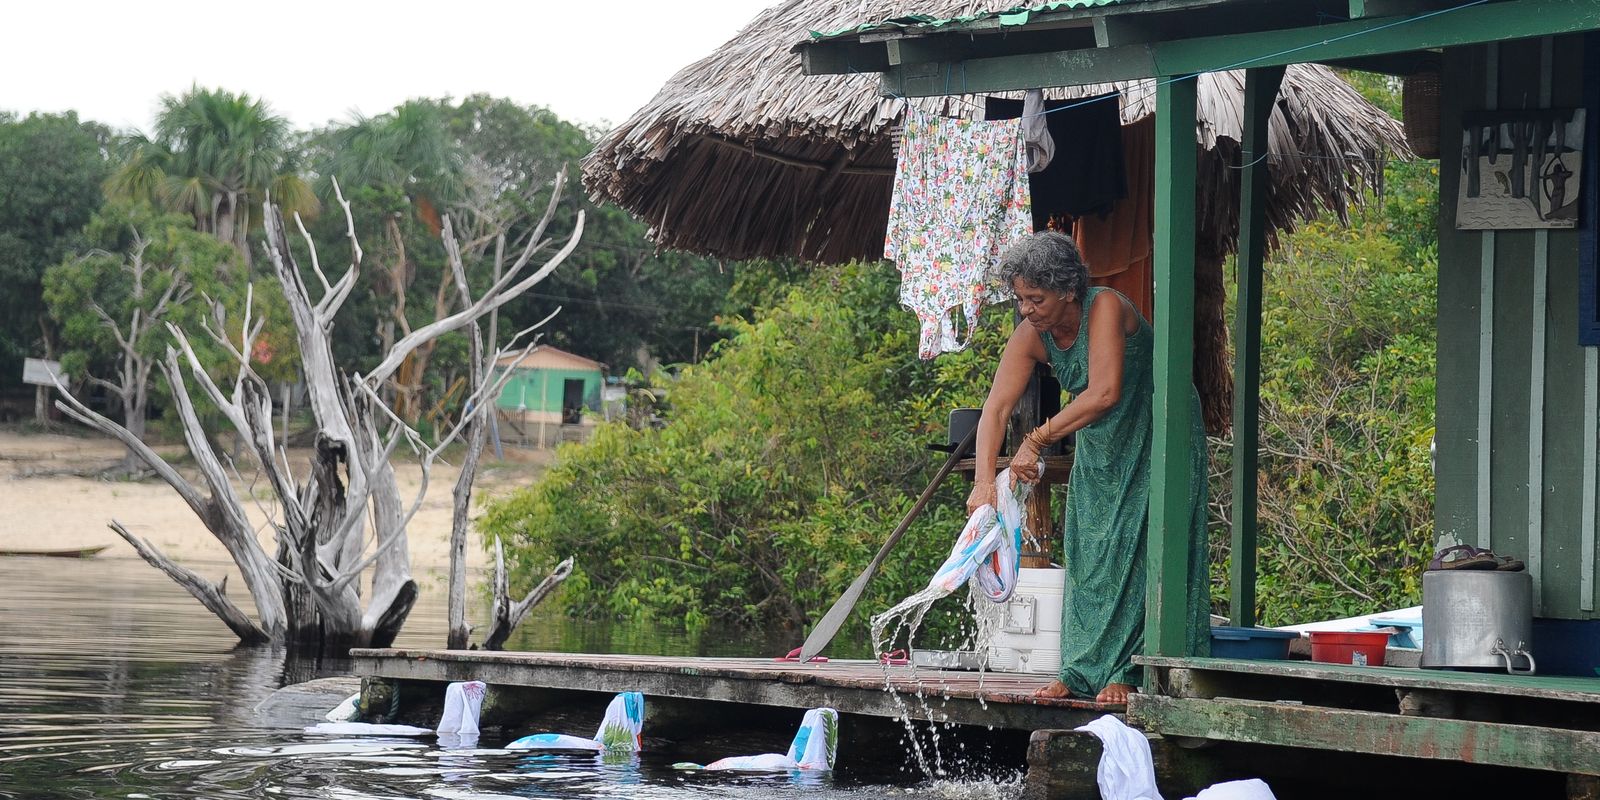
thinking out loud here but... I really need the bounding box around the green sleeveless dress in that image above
[1038,286,1210,694]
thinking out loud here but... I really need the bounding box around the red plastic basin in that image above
[1308,630,1389,667]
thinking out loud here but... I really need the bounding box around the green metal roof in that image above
[809,0,1186,42]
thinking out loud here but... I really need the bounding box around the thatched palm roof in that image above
[582,0,1410,264]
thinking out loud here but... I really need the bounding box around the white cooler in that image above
[986,566,1065,674]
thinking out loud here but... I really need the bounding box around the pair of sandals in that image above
[1428,544,1525,572]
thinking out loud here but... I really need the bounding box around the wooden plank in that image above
[347,649,1114,731]
[957,454,1074,484]
[1147,76,1199,659]
[1129,694,1600,775]
[1537,35,1588,619]
[1347,0,1459,20]
[1526,38,1553,615]
[863,0,1600,96]
[1229,65,1283,630]
[1434,44,1487,552]
[1136,656,1600,703]
[1586,32,1600,613]
[880,46,1159,98]
[1478,42,1500,551]
[1490,39,1539,578]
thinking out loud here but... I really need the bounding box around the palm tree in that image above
[316,100,466,422]
[107,86,318,260]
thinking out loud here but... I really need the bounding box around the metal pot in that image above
[1422,569,1536,674]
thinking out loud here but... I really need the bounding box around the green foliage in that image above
[45,204,236,374]
[107,87,317,249]
[0,111,110,388]
[1211,74,1440,625]
[43,202,299,436]
[1228,213,1437,624]
[484,261,1002,639]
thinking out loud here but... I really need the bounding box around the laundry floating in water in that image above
[303,680,485,738]
[507,692,645,753]
[673,707,838,772]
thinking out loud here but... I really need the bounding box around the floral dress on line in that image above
[885,111,1034,360]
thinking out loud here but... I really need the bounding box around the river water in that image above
[0,557,1022,799]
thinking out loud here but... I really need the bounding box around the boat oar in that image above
[797,425,980,663]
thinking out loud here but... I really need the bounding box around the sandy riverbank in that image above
[0,428,550,585]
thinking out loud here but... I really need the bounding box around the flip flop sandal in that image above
[878,649,909,666]
[773,647,828,663]
[1428,544,1497,571]
[1491,554,1526,571]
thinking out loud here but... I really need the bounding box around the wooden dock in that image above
[349,648,1117,731]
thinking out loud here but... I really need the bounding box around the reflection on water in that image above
[0,558,1011,798]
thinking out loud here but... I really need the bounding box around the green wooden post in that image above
[1229,66,1284,629]
[1148,75,1199,658]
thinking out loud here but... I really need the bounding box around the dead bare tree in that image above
[53,178,584,652]
[74,232,194,472]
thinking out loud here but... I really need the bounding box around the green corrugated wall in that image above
[494,366,602,414]
[1436,34,1599,618]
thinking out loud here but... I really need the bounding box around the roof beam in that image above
[868,0,1599,95]
[1319,50,1439,75]
[1347,0,1462,20]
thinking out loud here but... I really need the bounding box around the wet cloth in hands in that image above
[1075,714,1162,800]
[507,691,645,752]
[885,111,1033,360]
[928,463,1035,602]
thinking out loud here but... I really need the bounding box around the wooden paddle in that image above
[797,425,981,663]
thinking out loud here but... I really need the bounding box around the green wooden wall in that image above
[1436,35,1599,619]
[494,366,602,414]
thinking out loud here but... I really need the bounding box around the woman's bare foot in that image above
[1095,683,1134,705]
[1033,680,1074,699]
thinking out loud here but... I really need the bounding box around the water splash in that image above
[866,467,1035,780]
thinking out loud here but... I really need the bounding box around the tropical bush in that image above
[483,261,1010,643]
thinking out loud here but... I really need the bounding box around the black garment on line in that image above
[986,93,1127,229]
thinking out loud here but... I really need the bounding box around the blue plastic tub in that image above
[1210,626,1301,660]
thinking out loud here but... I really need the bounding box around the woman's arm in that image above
[1011,295,1128,475]
[967,323,1045,513]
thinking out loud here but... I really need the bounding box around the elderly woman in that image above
[967,231,1209,704]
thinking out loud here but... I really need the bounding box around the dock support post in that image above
[1148,75,1200,659]
[1229,65,1284,629]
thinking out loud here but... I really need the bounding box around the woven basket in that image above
[1403,68,1442,159]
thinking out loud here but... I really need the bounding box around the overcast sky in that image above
[5,0,775,133]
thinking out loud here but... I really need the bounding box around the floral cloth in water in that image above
[885,112,1033,359]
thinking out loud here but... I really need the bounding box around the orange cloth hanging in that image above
[1075,116,1155,322]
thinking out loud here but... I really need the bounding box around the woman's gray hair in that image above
[995,231,1088,300]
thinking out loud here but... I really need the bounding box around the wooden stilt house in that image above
[797,0,1600,792]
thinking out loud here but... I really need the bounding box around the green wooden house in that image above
[802,0,1600,794]
[494,346,604,444]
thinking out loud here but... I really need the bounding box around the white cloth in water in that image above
[436,681,486,736]
[303,722,434,736]
[929,464,1035,602]
[1186,779,1276,800]
[324,692,360,722]
[1074,714,1163,800]
[702,708,839,772]
[507,692,645,752]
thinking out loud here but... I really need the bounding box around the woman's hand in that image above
[1010,438,1042,483]
[966,481,997,515]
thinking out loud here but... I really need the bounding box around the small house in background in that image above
[494,346,605,448]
